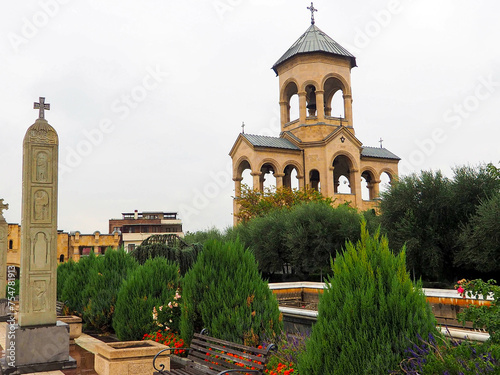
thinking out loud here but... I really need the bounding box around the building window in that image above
[128,244,136,253]
[8,240,13,250]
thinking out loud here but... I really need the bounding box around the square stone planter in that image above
[58,315,82,343]
[94,340,170,375]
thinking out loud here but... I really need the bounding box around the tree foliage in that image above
[298,223,438,375]
[234,201,377,278]
[235,185,334,222]
[380,165,500,281]
[180,239,282,346]
[130,242,203,275]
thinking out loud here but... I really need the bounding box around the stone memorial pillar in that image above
[0,199,9,319]
[0,199,8,299]
[1,98,75,374]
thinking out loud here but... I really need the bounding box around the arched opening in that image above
[306,84,317,117]
[333,155,353,194]
[59,254,64,263]
[8,240,13,250]
[283,165,300,190]
[260,163,277,191]
[237,160,252,189]
[283,81,299,123]
[331,90,345,118]
[289,94,299,121]
[361,170,376,200]
[324,77,346,119]
[379,172,392,194]
[309,169,321,192]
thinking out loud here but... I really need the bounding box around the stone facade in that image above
[229,23,400,224]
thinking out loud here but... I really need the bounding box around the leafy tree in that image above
[180,239,282,346]
[130,242,202,275]
[455,193,500,273]
[113,257,181,341]
[380,165,500,282]
[235,185,333,222]
[183,227,228,244]
[298,223,438,375]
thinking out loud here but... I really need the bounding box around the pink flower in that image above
[457,286,465,295]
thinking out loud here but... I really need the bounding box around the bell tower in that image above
[272,5,357,143]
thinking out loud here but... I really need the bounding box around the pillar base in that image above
[1,321,76,374]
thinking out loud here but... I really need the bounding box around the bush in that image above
[298,223,438,375]
[180,239,282,346]
[61,253,99,315]
[82,248,138,332]
[57,260,76,301]
[113,257,181,341]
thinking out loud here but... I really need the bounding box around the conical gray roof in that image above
[272,24,356,74]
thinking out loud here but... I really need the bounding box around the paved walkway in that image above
[0,322,102,375]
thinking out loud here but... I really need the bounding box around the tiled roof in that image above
[272,24,356,73]
[361,146,400,160]
[242,134,301,150]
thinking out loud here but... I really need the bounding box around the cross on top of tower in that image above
[0,199,8,217]
[307,2,318,25]
[241,122,245,134]
[34,97,50,119]
[379,137,384,148]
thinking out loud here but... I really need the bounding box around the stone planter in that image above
[58,315,82,343]
[94,340,170,375]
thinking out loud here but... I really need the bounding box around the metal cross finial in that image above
[241,122,245,134]
[307,2,318,24]
[34,97,50,119]
[379,137,384,148]
[0,199,8,217]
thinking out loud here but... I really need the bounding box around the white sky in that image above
[1,0,499,234]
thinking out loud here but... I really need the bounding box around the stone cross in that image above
[34,97,50,119]
[307,2,318,25]
[379,137,384,148]
[241,122,245,134]
[0,199,8,217]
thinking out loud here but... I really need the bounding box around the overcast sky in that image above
[1,0,499,234]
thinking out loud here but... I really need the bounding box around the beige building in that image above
[230,20,399,223]
[6,223,121,269]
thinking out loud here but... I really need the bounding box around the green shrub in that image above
[130,242,202,275]
[82,248,138,332]
[298,222,438,375]
[180,239,282,346]
[113,257,181,341]
[57,260,76,301]
[61,253,99,315]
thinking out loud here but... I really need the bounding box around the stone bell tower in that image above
[229,4,400,224]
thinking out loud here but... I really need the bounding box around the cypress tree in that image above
[298,223,438,374]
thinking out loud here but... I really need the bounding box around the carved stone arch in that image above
[282,160,302,189]
[257,158,280,173]
[280,78,300,102]
[300,79,321,93]
[361,167,378,201]
[379,168,397,182]
[321,73,350,95]
[330,151,358,171]
[331,152,358,194]
[361,166,379,181]
[234,156,252,179]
